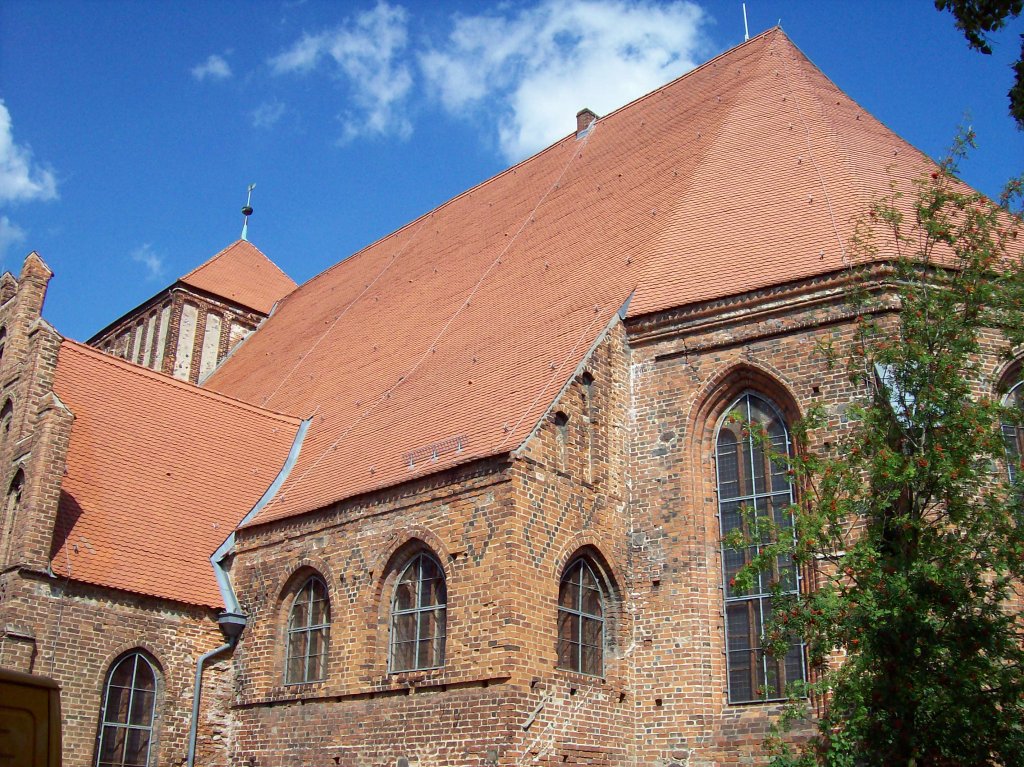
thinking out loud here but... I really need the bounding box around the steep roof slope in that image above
[629,30,933,316]
[179,239,297,314]
[205,29,942,526]
[51,341,301,607]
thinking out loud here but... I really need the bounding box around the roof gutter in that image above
[186,417,310,766]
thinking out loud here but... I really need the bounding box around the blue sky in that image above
[1,1,1022,342]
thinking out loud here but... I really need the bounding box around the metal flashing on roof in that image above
[212,415,310,611]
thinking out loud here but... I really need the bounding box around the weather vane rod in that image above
[241,183,256,241]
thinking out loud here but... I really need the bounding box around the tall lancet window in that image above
[1002,380,1024,483]
[715,392,805,703]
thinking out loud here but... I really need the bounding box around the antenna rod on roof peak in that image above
[241,183,256,241]
[742,3,750,41]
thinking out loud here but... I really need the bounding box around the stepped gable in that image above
[51,340,301,607]
[205,29,945,527]
[178,239,296,314]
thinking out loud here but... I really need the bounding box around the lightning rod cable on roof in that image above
[271,120,601,504]
[773,30,848,263]
[259,213,433,408]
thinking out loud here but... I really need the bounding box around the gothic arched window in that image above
[1,470,24,560]
[715,392,805,703]
[389,551,446,672]
[1002,380,1023,483]
[95,651,158,767]
[1,399,13,440]
[285,576,330,684]
[557,557,606,676]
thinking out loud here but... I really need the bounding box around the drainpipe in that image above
[187,418,310,766]
[187,612,246,767]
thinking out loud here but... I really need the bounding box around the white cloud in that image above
[251,100,287,128]
[269,2,413,141]
[421,0,708,161]
[192,54,233,81]
[0,100,58,204]
[270,33,324,74]
[0,216,26,262]
[130,243,165,282]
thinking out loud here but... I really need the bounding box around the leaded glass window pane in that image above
[1003,381,1023,483]
[285,576,330,684]
[556,559,606,677]
[716,393,806,703]
[95,653,157,767]
[389,552,447,672]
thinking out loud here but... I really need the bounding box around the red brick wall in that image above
[227,274,941,766]
[0,574,231,767]
[89,286,264,383]
[229,324,635,766]
[0,253,67,574]
[4,249,1019,767]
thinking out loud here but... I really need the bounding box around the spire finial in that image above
[241,183,256,241]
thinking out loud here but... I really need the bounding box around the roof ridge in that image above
[60,339,303,425]
[178,239,295,287]
[632,29,783,291]
[779,32,938,227]
[594,26,781,129]
[301,135,585,290]
[774,33,870,246]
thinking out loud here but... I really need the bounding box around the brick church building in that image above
[1,29,1020,767]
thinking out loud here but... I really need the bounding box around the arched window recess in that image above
[285,575,331,684]
[1002,379,1024,483]
[389,551,447,673]
[557,555,610,677]
[95,651,158,767]
[715,391,805,703]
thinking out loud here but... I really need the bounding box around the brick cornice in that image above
[626,263,897,347]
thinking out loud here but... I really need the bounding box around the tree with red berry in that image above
[730,134,1024,766]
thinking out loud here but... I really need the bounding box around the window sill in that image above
[726,696,796,708]
[248,672,511,706]
[554,667,607,685]
[270,678,330,699]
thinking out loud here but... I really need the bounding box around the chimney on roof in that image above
[576,108,598,138]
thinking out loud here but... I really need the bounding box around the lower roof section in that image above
[51,340,302,608]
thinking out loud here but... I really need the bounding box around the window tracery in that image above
[285,575,330,684]
[715,392,805,703]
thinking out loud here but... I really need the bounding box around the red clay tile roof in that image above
[203,29,976,527]
[179,239,296,315]
[51,340,301,608]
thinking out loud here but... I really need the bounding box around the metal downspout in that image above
[187,417,310,766]
[186,638,235,767]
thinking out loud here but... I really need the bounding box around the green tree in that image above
[729,137,1024,766]
[935,0,1024,129]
